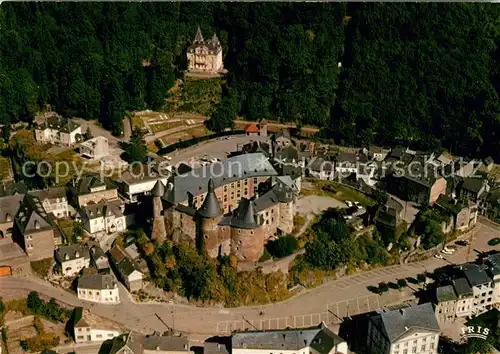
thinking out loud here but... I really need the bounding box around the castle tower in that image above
[274,184,295,234]
[197,179,223,257]
[151,180,167,242]
[230,198,264,262]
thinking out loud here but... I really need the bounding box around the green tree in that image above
[123,127,148,163]
[266,236,298,258]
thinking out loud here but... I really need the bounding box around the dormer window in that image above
[34,220,40,230]
[75,251,80,258]
[5,214,11,222]
[64,253,69,261]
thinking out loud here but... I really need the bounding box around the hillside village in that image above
[0,4,500,354]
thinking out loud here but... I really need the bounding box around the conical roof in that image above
[211,32,219,44]
[151,180,165,197]
[194,26,204,43]
[230,198,259,229]
[198,179,222,218]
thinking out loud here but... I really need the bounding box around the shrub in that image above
[488,238,500,246]
[397,279,408,288]
[266,236,299,258]
[30,258,53,278]
[258,248,272,262]
[417,273,427,283]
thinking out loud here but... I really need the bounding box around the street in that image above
[1,220,499,341]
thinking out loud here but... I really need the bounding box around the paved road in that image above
[1,220,499,340]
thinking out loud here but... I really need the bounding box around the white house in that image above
[35,115,81,147]
[30,187,69,219]
[485,253,500,305]
[55,244,90,277]
[78,200,126,235]
[367,303,440,354]
[231,323,348,354]
[77,274,120,304]
[462,263,495,316]
[119,171,170,203]
[80,136,109,160]
[73,307,122,343]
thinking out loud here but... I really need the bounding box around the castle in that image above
[150,153,296,262]
[186,27,224,74]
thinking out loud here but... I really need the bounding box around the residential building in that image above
[89,244,110,273]
[30,187,69,219]
[80,136,109,160]
[453,278,474,318]
[484,253,500,305]
[187,27,223,74]
[365,146,390,162]
[374,197,404,237]
[118,169,170,203]
[460,177,489,202]
[435,195,478,232]
[55,244,90,277]
[13,194,59,261]
[70,175,119,207]
[0,182,27,198]
[35,115,82,146]
[109,245,145,292]
[72,307,121,343]
[482,187,500,221]
[78,200,126,235]
[367,303,440,354]
[306,157,335,180]
[272,129,293,148]
[461,263,495,315]
[0,194,24,239]
[77,273,120,303]
[231,323,348,354]
[434,285,457,325]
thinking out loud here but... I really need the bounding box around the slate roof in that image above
[0,182,27,198]
[0,194,24,223]
[15,194,53,233]
[436,285,457,303]
[241,141,271,157]
[204,342,230,354]
[73,175,111,196]
[436,195,469,215]
[485,253,500,277]
[307,158,334,172]
[38,115,81,133]
[453,278,473,297]
[78,274,117,290]
[56,244,90,262]
[73,307,122,331]
[275,146,299,162]
[274,129,291,141]
[81,200,123,220]
[30,187,67,203]
[461,178,485,194]
[188,28,222,53]
[230,198,259,229]
[254,183,294,212]
[462,264,492,287]
[198,179,222,218]
[164,153,277,204]
[151,180,165,197]
[143,335,189,352]
[109,245,144,277]
[370,303,439,343]
[107,332,144,354]
[231,323,344,354]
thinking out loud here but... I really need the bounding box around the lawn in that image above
[312,180,376,207]
[150,121,186,133]
[178,77,222,116]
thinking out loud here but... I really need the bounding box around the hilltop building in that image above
[35,115,82,146]
[186,27,224,74]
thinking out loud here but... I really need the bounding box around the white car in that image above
[443,246,455,253]
[354,201,362,209]
[346,201,353,208]
[441,249,453,255]
[165,156,172,161]
[435,254,444,259]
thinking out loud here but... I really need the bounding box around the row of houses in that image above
[434,253,500,323]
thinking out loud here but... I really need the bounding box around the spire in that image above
[211,32,219,44]
[194,26,204,43]
[152,180,165,197]
[230,198,259,229]
[198,179,222,218]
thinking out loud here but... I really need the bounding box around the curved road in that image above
[1,221,499,339]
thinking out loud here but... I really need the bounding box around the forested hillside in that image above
[0,3,498,159]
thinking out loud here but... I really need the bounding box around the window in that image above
[421,345,426,351]
[96,334,103,338]
[78,328,82,332]
[254,178,258,184]
[108,334,114,337]
[77,336,84,340]
[403,350,407,354]
[411,347,416,354]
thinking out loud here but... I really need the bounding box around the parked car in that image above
[346,201,353,208]
[441,249,453,255]
[435,254,444,259]
[443,246,456,253]
[354,201,362,209]
[455,240,468,247]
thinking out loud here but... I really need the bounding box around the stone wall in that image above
[231,226,264,262]
[278,201,294,234]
